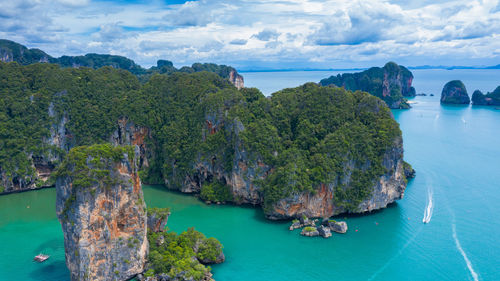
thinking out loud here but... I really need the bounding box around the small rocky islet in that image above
[289,215,347,238]
[440,79,500,106]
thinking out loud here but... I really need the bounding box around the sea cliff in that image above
[55,144,148,281]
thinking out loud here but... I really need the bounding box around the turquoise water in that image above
[1,69,500,280]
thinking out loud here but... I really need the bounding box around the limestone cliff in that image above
[56,144,148,281]
[110,117,152,171]
[229,69,244,89]
[180,118,270,205]
[440,80,470,104]
[174,93,409,220]
[266,135,406,219]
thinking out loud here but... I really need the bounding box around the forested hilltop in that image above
[0,60,413,219]
[320,62,416,109]
[0,39,243,87]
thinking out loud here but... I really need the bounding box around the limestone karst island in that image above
[0,1,499,281]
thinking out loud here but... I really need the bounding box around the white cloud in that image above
[0,0,498,68]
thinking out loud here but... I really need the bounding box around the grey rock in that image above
[317,225,332,238]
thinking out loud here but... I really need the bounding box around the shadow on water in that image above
[29,260,69,281]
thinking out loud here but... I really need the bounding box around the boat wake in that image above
[452,223,479,281]
[422,188,434,224]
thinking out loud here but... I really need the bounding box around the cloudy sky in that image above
[1,0,499,69]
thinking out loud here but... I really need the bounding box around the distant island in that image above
[440,80,500,106]
[0,39,243,88]
[472,86,500,106]
[319,62,416,109]
[440,80,470,104]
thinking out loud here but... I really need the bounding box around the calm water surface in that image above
[1,69,499,280]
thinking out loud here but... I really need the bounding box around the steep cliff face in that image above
[229,69,244,89]
[56,144,148,281]
[180,119,270,205]
[440,80,470,104]
[110,117,151,170]
[267,136,406,219]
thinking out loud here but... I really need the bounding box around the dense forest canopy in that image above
[0,60,405,212]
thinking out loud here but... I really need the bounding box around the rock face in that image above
[317,225,332,238]
[325,220,348,234]
[267,135,406,219]
[56,144,148,281]
[147,208,170,233]
[110,118,151,170]
[229,69,244,89]
[440,80,470,104]
[180,118,271,205]
[319,62,415,109]
[471,86,500,106]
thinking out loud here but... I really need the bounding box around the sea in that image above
[0,69,499,281]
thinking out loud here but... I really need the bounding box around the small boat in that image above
[34,254,50,262]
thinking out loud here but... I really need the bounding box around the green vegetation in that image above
[146,228,223,280]
[200,181,233,203]
[148,207,171,219]
[0,60,404,214]
[440,80,470,104]
[303,226,316,232]
[55,144,134,189]
[0,39,241,83]
[319,62,414,109]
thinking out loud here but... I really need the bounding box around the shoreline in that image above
[0,185,55,196]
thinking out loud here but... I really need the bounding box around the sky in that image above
[0,0,499,70]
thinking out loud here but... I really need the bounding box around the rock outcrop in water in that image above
[56,144,148,281]
[319,62,415,109]
[440,80,470,104]
[471,86,500,106]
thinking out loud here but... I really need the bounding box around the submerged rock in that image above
[56,144,147,281]
[440,80,470,104]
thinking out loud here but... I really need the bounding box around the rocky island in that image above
[55,144,224,281]
[319,62,416,109]
[471,86,500,106]
[55,144,148,281]
[0,57,414,222]
[440,80,470,104]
